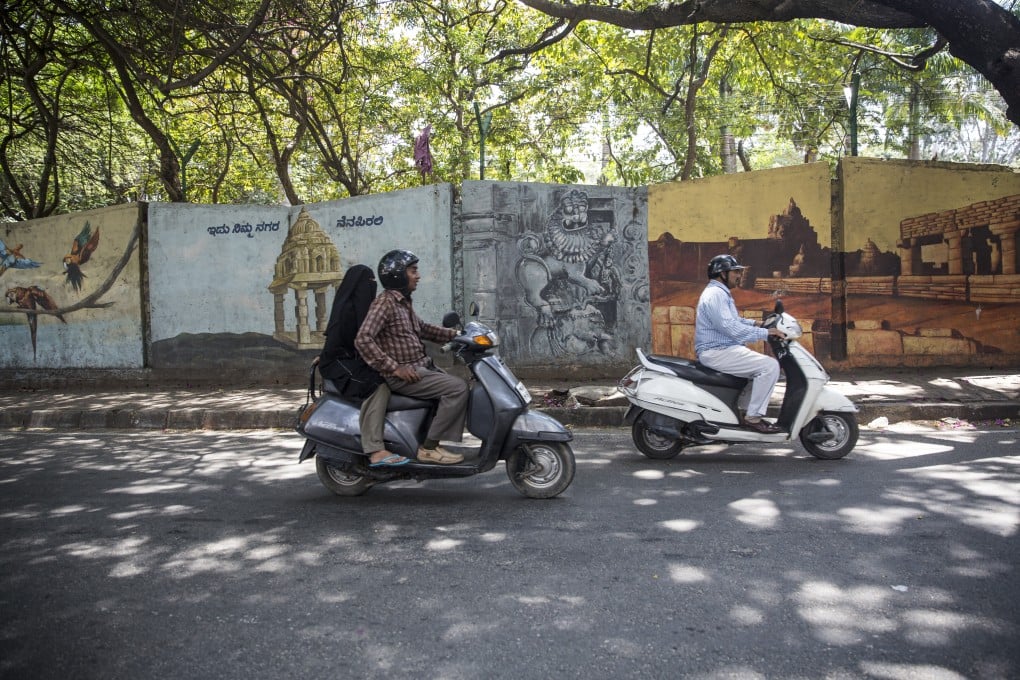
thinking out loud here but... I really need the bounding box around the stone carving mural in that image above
[459,181,649,372]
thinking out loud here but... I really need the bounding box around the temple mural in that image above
[459,181,649,372]
[269,208,344,350]
[147,185,454,375]
[0,204,144,368]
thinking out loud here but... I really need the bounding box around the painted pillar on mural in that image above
[268,207,343,349]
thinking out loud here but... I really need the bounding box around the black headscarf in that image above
[320,264,377,368]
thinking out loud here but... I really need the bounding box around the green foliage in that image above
[1,0,1016,219]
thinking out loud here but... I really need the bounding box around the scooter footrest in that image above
[689,422,720,435]
[682,421,719,445]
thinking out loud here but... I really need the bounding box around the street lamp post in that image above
[843,71,861,157]
[473,102,492,180]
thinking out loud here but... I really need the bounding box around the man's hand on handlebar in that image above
[767,327,787,340]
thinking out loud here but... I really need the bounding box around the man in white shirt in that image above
[694,254,786,434]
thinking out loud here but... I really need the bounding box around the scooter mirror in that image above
[774,299,784,315]
[442,311,461,329]
[468,301,480,317]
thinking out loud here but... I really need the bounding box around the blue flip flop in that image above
[369,454,411,468]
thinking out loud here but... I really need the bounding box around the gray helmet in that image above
[378,249,419,290]
[707,254,745,279]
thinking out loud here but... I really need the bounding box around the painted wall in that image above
[0,204,144,368]
[839,158,1020,366]
[459,181,650,375]
[147,184,454,375]
[301,184,454,324]
[4,162,1018,383]
[647,164,833,360]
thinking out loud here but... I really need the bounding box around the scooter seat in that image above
[386,394,435,411]
[321,380,434,411]
[646,354,748,390]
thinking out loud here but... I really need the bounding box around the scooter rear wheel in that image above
[506,442,575,499]
[632,420,684,459]
[316,457,373,496]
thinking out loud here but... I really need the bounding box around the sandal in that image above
[369,453,411,467]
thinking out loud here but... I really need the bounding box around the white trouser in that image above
[698,345,780,419]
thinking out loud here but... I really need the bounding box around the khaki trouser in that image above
[359,383,391,453]
[385,366,468,443]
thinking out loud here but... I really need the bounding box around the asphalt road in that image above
[1,425,1018,680]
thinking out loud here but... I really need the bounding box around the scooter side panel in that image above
[466,384,495,440]
[636,373,740,424]
[299,395,364,452]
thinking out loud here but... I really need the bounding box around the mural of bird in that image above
[63,222,100,293]
[5,285,66,358]
[0,239,42,276]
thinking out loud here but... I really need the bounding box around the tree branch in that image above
[515,0,1020,126]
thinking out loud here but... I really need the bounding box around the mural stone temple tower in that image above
[268,207,342,349]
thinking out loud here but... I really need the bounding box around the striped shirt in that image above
[694,280,767,355]
[355,289,456,376]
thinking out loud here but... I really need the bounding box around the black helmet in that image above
[707,254,745,279]
[378,249,419,290]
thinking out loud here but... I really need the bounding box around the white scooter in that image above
[619,301,859,460]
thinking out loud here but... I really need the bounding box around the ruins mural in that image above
[839,159,1020,365]
[648,159,1020,367]
[0,204,145,368]
[459,181,649,372]
[647,163,833,361]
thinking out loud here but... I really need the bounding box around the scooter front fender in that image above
[501,409,572,456]
[812,387,858,413]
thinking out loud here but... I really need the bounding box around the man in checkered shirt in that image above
[356,250,468,465]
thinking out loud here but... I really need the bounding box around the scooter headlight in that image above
[464,321,498,348]
[778,313,803,339]
[471,330,498,348]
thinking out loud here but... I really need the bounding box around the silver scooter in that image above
[296,312,575,498]
[619,301,858,460]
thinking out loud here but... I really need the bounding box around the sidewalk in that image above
[1,367,1017,431]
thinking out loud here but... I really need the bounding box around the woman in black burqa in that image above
[319,264,409,467]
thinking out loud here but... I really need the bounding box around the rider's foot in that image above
[742,417,782,434]
[416,445,464,465]
[368,449,396,464]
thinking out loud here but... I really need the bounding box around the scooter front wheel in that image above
[799,413,858,460]
[632,420,684,459]
[315,457,373,496]
[506,442,575,499]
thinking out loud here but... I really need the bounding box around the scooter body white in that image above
[620,306,859,458]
